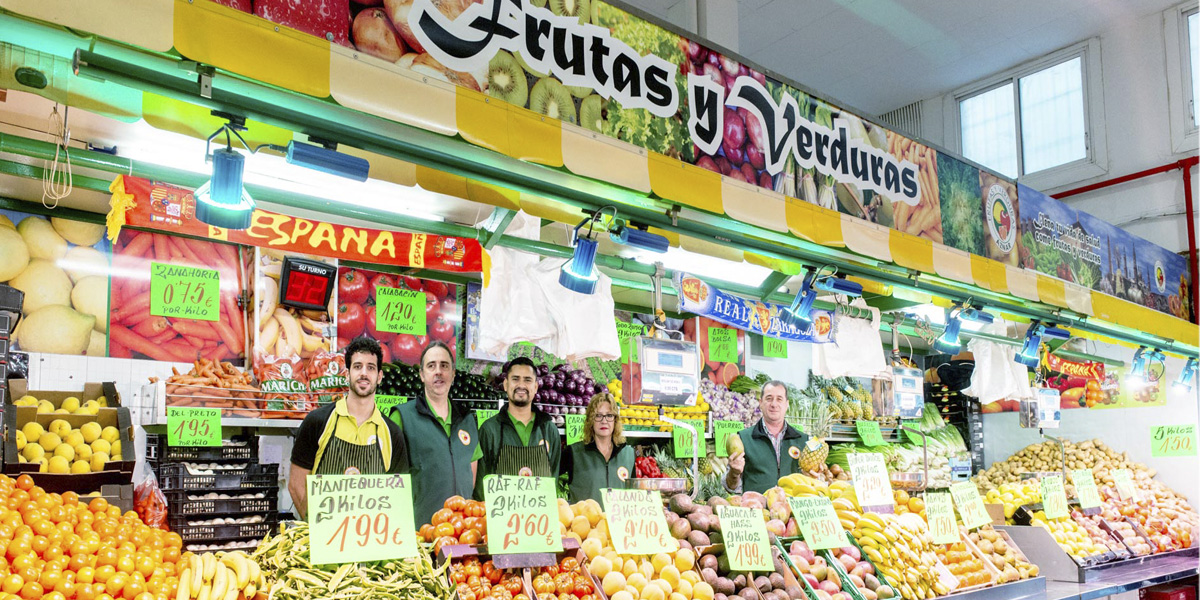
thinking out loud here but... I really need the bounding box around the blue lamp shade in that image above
[1175,358,1198,390]
[1015,334,1042,368]
[559,236,599,294]
[934,313,964,355]
[286,141,370,181]
[195,148,255,230]
[611,226,669,254]
[814,277,863,297]
[785,271,818,328]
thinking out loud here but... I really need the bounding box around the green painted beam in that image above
[477,207,515,250]
[757,271,790,300]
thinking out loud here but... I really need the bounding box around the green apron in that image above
[737,420,807,494]
[566,442,635,504]
[391,399,478,527]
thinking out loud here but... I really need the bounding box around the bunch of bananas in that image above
[178,550,264,600]
[778,473,830,498]
[853,512,949,600]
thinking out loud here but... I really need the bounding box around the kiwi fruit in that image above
[514,51,547,79]
[549,0,590,24]
[529,78,577,124]
[579,95,604,133]
[487,51,529,108]
[529,0,547,7]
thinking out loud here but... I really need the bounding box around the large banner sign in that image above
[674,272,834,343]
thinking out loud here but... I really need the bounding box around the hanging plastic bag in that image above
[965,319,1032,404]
[813,300,888,379]
[133,461,169,530]
[530,257,621,361]
[477,211,556,355]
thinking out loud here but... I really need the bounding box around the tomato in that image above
[337,303,366,339]
[553,573,573,595]
[402,276,425,292]
[571,575,592,597]
[418,524,436,543]
[459,528,482,545]
[425,291,441,322]
[391,335,423,366]
[541,565,559,578]
[366,306,396,344]
[379,343,392,365]
[431,317,455,344]
[424,280,449,299]
[449,564,467,585]
[371,273,398,301]
[338,269,370,305]
[482,561,502,584]
[532,574,554,595]
[456,584,477,600]
[513,595,530,600]
[463,559,482,578]
[504,577,524,594]
[336,337,350,351]
[559,557,578,573]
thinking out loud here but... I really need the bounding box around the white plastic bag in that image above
[965,319,1033,404]
[813,300,889,379]
[477,211,556,355]
[529,257,621,361]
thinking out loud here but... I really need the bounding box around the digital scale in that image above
[891,366,924,419]
[278,256,337,310]
[1020,387,1062,429]
[626,337,700,406]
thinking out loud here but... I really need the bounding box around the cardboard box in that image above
[986,503,1006,525]
[4,406,136,493]
[6,380,121,408]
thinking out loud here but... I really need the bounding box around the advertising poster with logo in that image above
[1040,352,1108,410]
[1113,365,1167,408]
[980,172,1019,267]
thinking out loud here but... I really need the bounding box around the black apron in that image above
[496,442,553,478]
[313,421,387,476]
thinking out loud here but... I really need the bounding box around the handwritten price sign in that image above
[602,489,676,555]
[901,421,925,445]
[717,506,773,572]
[708,328,737,362]
[1151,425,1197,457]
[672,420,706,459]
[167,407,220,447]
[477,409,499,427]
[856,420,886,447]
[565,414,585,445]
[786,496,847,550]
[307,474,419,565]
[949,482,991,530]
[150,263,219,321]
[1112,469,1139,501]
[714,421,744,458]
[483,475,562,555]
[925,492,959,544]
[763,337,787,358]
[1040,475,1069,520]
[375,396,408,413]
[848,453,893,509]
[1072,469,1101,510]
[617,320,646,363]
[375,287,425,335]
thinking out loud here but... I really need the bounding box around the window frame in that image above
[1164,2,1198,153]
[945,38,1108,190]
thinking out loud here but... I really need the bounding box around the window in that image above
[1188,9,1198,127]
[1166,3,1198,152]
[950,39,1107,188]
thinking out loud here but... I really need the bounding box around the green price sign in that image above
[375,395,408,413]
[483,475,563,555]
[672,419,706,458]
[477,409,499,427]
[167,407,221,447]
[376,287,426,335]
[1112,469,1138,501]
[565,414,585,445]
[716,506,773,572]
[1040,475,1069,520]
[1072,469,1101,510]
[763,337,787,359]
[856,420,886,447]
[714,421,744,458]
[1151,424,1197,457]
[901,421,925,445]
[925,492,959,544]
[616,320,646,363]
[307,474,419,565]
[150,262,220,321]
[949,481,991,530]
[708,328,737,362]
[786,496,847,551]
[602,489,677,555]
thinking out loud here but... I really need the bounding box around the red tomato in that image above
[424,280,449,299]
[338,268,369,305]
[559,557,578,573]
[392,335,423,366]
[441,297,458,316]
[482,562,502,584]
[366,306,396,343]
[552,573,573,595]
[379,343,392,365]
[571,575,592,597]
[425,291,441,322]
[432,317,455,344]
[456,584,477,600]
[532,575,555,595]
[336,337,350,351]
[402,276,425,292]
[371,273,398,301]
[337,303,366,339]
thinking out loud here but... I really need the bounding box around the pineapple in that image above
[798,397,831,473]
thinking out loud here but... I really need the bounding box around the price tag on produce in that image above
[483,475,562,555]
[1112,469,1138,501]
[848,454,893,509]
[1151,424,1197,457]
[714,421,744,458]
[477,409,499,427]
[716,506,773,572]
[856,420,886,447]
[1072,469,1101,510]
[308,474,419,565]
[565,414,585,445]
[901,421,924,445]
[602,489,676,555]
[708,328,737,362]
[617,320,645,363]
[786,496,847,550]
[672,420,706,459]
[1040,475,1069,520]
[150,262,220,321]
[949,482,991,530]
[375,395,408,412]
[763,337,787,358]
[375,287,426,335]
[167,407,221,447]
[925,492,959,544]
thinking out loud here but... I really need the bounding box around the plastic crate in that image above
[159,464,279,491]
[171,517,277,543]
[147,433,258,463]
[164,488,278,515]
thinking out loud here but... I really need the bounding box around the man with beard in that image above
[288,337,409,519]
[473,357,561,500]
[386,340,481,526]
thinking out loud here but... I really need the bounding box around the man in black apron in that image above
[473,357,561,500]
[289,337,409,519]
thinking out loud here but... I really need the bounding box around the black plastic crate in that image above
[159,464,279,491]
[171,517,277,543]
[182,537,264,553]
[164,488,278,515]
[147,433,258,464]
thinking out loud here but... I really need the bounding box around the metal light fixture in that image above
[609,219,669,254]
[784,266,862,328]
[195,123,255,230]
[281,140,370,181]
[1129,346,1165,384]
[934,303,993,355]
[1175,358,1198,391]
[1015,321,1071,368]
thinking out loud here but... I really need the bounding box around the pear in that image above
[17,216,67,260]
[62,246,110,283]
[14,305,95,355]
[72,276,110,333]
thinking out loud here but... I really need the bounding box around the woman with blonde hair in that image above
[560,392,636,503]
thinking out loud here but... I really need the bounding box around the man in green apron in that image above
[289,337,408,519]
[724,380,807,494]
[473,357,561,500]
[386,341,480,526]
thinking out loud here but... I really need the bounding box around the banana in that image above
[257,316,279,353]
[202,552,217,582]
[859,512,887,530]
[248,558,261,589]
[176,569,192,600]
[190,555,204,592]
[840,518,858,531]
[222,586,239,600]
[244,584,256,598]
[863,531,889,546]
[210,563,228,600]
[221,552,250,590]
[274,308,304,357]
[863,547,884,564]
[197,582,212,600]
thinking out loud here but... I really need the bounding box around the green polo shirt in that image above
[389,397,454,436]
[471,411,536,461]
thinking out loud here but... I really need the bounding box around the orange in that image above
[116,555,134,575]
[94,565,115,584]
[76,584,97,600]
[14,477,33,493]
[134,556,154,579]
[95,548,117,569]
[106,573,126,597]
[87,499,108,515]
[18,581,42,600]
[2,575,22,595]
[76,567,94,584]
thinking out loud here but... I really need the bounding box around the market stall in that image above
[0,0,1196,599]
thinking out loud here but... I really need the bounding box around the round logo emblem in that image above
[1154,261,1166,293]
[344,466,361,475]
[279,362,294,379]
[518,466,533,477]
[458,430,471,445]
[367,435,378,445]
[788,446,801,460]
[986,184,1016,253]
[617,466,629,481]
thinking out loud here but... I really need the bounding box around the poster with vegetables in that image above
[2,210,111,357]
[1040,351,1106,410]
[108,230,246,364]
[1114,365,1166,408]
[335,266,460,366]
[682,317,746,388]
[1019,185,1102,289]
[936,154,984,256]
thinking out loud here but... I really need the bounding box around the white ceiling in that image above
[625,0,1183,116]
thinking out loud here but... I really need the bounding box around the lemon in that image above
[49,419,72,438]
[63,431,84,448]
[39,432,62,453]
[101,426,119,444]
[90,439,111,456]
[37,400,54,414]
[17,455,26,464]
[90,452,109,472]
[74,444,92,461]
[47,456,70,474]
[21,444,44,463]
[53,408,69,414]
[71,460,91,474]
[54,444,75,462]
[15,431,25,452]
[110,441,122,460]
[38,461,48,473]
[80,422,102,443]
[96,396,108,408]
[60,397,81,413]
